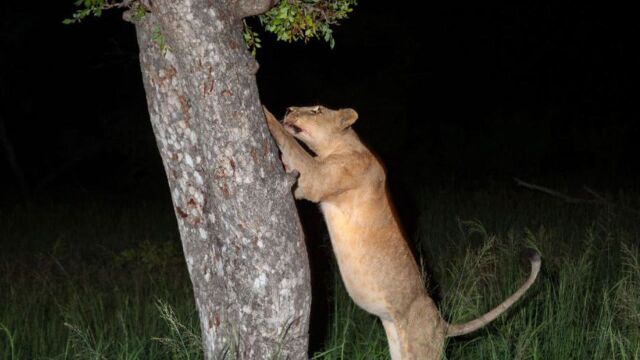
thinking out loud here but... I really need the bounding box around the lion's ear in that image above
[337,108,358,130]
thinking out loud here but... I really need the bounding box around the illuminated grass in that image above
[1,188,639,359]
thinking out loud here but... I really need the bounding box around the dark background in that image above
[1,1,638,355]
[1,2,638,206]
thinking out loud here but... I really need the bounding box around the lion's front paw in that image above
[293,185,305,199]
[263,106,288,143]
[294,175,320,202]
[281,152,296,173]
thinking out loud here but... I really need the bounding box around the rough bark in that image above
[131,1,311,358]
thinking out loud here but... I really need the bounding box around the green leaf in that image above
[256,0,357,49]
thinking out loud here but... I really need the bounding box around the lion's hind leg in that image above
[382,320,403,360]
[403,294,446,359]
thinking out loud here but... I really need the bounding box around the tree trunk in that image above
[131,1,311,358]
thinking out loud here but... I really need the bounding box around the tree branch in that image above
[514,177,640,217]
[234,0,277,18]
[513,178,587,204]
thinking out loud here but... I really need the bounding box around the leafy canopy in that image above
[64,0,357,53]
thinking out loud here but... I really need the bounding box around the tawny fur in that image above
[264,105,541,360]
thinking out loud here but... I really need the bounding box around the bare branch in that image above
[583,186,640,216]
[513,178,587,204]
[234,0,278,18]
[514,177,640,217]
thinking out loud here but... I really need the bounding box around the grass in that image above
[1,187,639,359]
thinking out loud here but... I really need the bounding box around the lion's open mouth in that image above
[285,123,303,134]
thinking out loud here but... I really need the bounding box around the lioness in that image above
[264,105,540,360]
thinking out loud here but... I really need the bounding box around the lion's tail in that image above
[445,250,541,337]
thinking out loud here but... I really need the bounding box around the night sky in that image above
[1,1,638,204]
